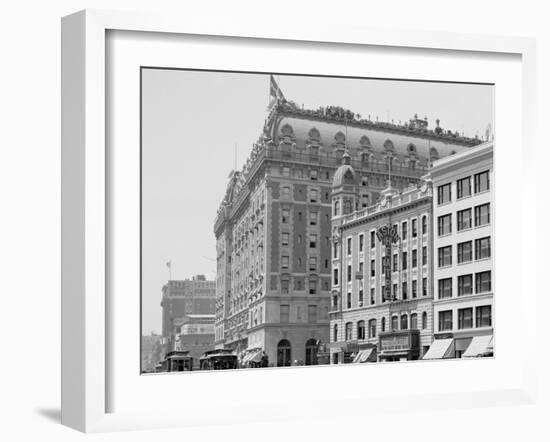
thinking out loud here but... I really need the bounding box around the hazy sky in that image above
[141,69,493,335]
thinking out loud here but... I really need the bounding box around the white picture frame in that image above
[61,9,537,433]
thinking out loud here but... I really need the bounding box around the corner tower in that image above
[331,149,359,227]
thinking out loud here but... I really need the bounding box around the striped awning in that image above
[423,338,454,360]
[463,335,493,358]
[352,348,376,363]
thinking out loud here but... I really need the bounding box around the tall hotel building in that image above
[214,79,482,366]
[425,142,494,359]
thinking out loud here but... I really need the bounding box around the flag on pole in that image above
[269,74,285,106]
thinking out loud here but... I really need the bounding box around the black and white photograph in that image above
[140,69,494,374]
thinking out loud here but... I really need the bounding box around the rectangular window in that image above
[370,231,375,249]
[280,305,289,323]
[347,292,352,309]
[282,167,290,177]
[438,246,452,267]
[333,268,339,285]
[308,305,317,323]
[281,256,289,270]
[310,189,318,203]
[438,278,452,299]
[309,279,317,295]
[412,280,417,298]
[282,186,291,198]
[359,286,364,306]
[412,218,418,238]
[359,234,364,252]
[281,279,289,294]
[309,233,317,248]
[393,254,398,272]
[474,203,491,226]
[333,243,338,259]
[422,246,427,266]
[309,257,317,272]
[281,232,289,247]
[370,288,375,305]
[458,274,473,296]
[347,265,352,282]
[370,260,375,277]
[402,282,408,300]
[310,169,318,180]
[402,252,408,270]
[458,308,473,329]
[393,283,398,299]
[475,271,492,293]
[437,183,452,205]
[439,310,453,331]
[475,237,491,260]
[457,208,472,231]
[282,209,290,223]
[412,249,418,268]
[457,176,471,199]
[476,305,492,327]
[309,211,318,225]
[438,214,452,236]
[474,170,490,193]
[422,277,427,296]
[422,216,427,235]
[402,221,408,240]
[457,241,472,264]
[347,237,352,255]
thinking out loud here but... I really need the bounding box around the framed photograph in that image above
[61,9,537,433]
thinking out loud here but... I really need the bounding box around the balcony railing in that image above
[264,147,427,179]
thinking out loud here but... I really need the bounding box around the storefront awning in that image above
[248,350,263,363]
[352,348,376,363]
[462,335,493,358]
[422,338,454,360]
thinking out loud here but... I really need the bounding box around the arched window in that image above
[280,123,294,137]
[391,315,398,330]
[368,319,377,338]
[308,127,321,141]
[401,314,408,330]
[357,321,366,340]
[359,135,372,148]
[305,338,319,366]
[334,200,340,216]
[345,322,353,340]
[277,339,292,367]
[422,312,428,329]
[383,139,395,152]
[430,147,439,161]
[410,313,418,329]
[334,131,346,144]
[343,198,353,214]
[333,324,339,341]
[381,316,386,332]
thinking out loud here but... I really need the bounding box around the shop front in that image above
[378,330,420,362]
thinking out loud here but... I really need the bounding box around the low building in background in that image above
[160,275,216,353]
[425,141,494,360]
[174,314,216,369]
[141,333,163,373]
